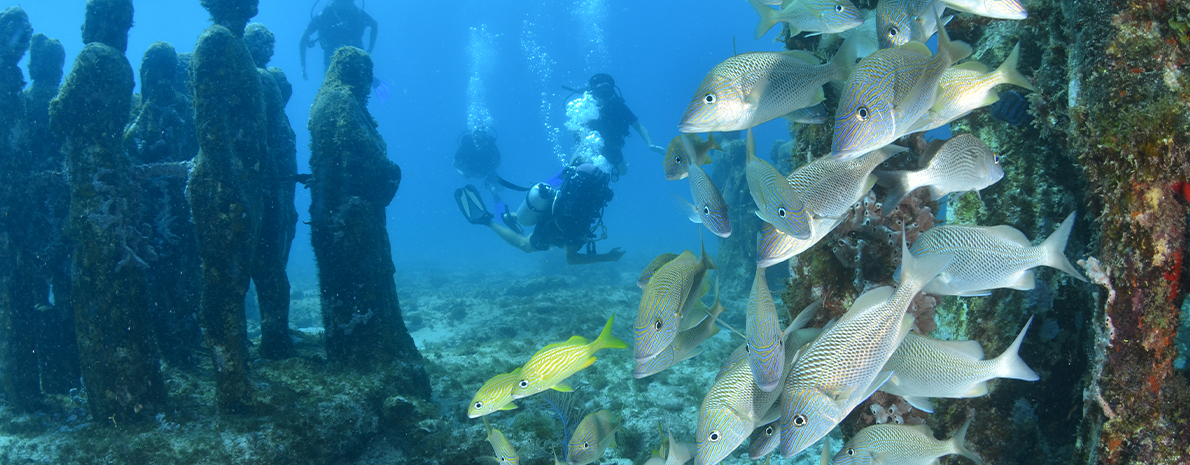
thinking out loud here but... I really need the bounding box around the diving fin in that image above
[455,185,493,225]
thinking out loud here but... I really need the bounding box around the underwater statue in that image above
[244,22,299,360]
[308,47,430,396]
[49,0,167,423]
[188,0,269,413]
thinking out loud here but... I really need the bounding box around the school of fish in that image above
[468,0,1094,463]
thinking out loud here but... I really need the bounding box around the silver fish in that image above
[940,0,1027,19]
[635,246,716,362]
[906,212,1088,296]
[778,238,953,458]
[748,421,782,460]
[910,43,1035,133]
[746,129,813,240]
[781,102,830,125]
[696,357,785,465]
[880,316,1040,413]
[748,0,864,39]
[634,296,726,378]
[875,134,1004,211]
[832,416,982,465]
[720,299,823,381]
[664,133,719,181]
[747,266,785,392]
[832,21,971,160]
[567,410,621,465]
[819,9,879,59]
[679,135,732,238]
[875,0,949,49]
[680,44,856,133]
[758,145,908,268]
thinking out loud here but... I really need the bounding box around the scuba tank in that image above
[516,182,556,226]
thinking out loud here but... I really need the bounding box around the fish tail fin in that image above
[994,315,1041,381]
[936,17,972,64]
[830,38,859,82]
[996,43,1035,91]
[1040,212,1087,282]
[949,416,984,465]
[874,170,913,211]
[593,314,628,351]
[897,234,954,295]
[748,0,780,40]
[704,133,722,162]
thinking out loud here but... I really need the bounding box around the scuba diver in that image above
[454,160,625,265]
[566,73,665,177]
[300,0,377,81]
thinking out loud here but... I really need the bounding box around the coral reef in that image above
[188,22,267,413]
[308,47,429,396]
[246,23,299,360]
[50,31,165,429]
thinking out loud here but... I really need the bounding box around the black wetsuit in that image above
[303,2,377,72]
[528,165,613,251]
[586,96,638,168]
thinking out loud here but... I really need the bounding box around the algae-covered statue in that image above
[245,22,299,360]
[49,0,166,423]
[308,47,430,397]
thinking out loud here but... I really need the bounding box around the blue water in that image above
[17,0,805,281]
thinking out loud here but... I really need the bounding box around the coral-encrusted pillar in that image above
[50,0,166,423]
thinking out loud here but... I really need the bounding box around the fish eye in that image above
[993,153,1001,163]
[582,442,589,449]
[792,414,808,427]
[518,380,528,388]
[834,4,844,12]
[474,401,483,409]
[709,430,721,442]
[704,93,716,104]
[673,155,682,164]
[778,207,787,218]
[847,448,855,456]
[765,426,774,435]
[856,106,869,121]
[702,206,710,215]
[655,319,663,330]
[888,26,899,37]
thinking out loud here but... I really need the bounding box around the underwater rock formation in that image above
[49,0,166,423]
[188,21,267,412]
[706,137,763,299]
[125,41,204,368]
[245,22,298,360]
[0,5,39,412]
[308,47,430,396]
[81,0,133,53]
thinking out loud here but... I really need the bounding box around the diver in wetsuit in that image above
[455,160,625,265]
[299,0,377,80]
[572,73,665,177]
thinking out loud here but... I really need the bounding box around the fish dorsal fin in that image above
[783,50,823,65]
[916,334,986,360]
[639,253,680,288]
[905,424,935,435]
[784,299,823,338]
[900,41,932,57]
[921,139,947,167]
[951,61,989,73]
[841,287,895,321]
[984,225,1032,245]
[566,335,589,345]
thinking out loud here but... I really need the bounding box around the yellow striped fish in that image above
[880,316,1039,413]
[566,410,621,465]
[696,357,785,465]
[468,367,523,418]
[832,21,971,160]
[679,134,732,238]
[679,44,856,133]
[481,417,519,464]
[633,294,726,378]
[832,416,982,465]
[510,315,627,399]
[758,144,908,267]
[749,421,781,460]
[745,129,812,240]
[634,245,716,363]
[911,43,1035,132]
[638,253,680,289]
[778,238,953,458]
[719,299,822,380]
[664,133,719,181]
[748,0,864,39]
[747,266,784,392]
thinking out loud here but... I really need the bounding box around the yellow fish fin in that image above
[551,381,574,392]
[499,403,518,411]
[783,50,822,65]
[950,61,989,73]
[963,382,989,397]
[900,41,932,57]
[592,314,628,351]
[566,335,589,346]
